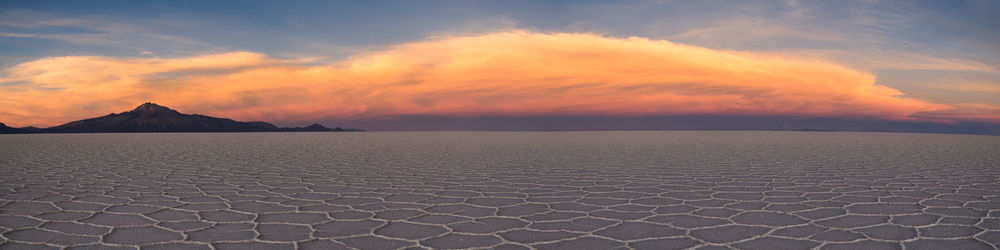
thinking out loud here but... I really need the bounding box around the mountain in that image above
[0,122,27,134]
[41,102,280,133]
[19,126,41,132]
[280,123,345,132]
[1,102,362,134]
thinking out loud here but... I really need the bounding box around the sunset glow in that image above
[2,31,993,127]
[1,1,998,133]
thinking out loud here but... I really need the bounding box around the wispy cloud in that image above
[668,18,847,47]
[662,0,997,87]
[0,11,214,53]
[918,81,1000,93]
[914,103,1000,124]
[2,31,125,46]
[768,49,997,72]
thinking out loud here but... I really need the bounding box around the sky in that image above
[1,0,998,132]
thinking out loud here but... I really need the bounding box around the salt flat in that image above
[0,131,998,249]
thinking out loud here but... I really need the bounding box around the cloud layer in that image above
[0,31,992,127]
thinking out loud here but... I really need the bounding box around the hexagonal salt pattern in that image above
[0,131,998,249]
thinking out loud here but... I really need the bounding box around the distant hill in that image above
[0,103,362,134]
[40,103,279,133]
[280,123,346,132]
[0,122,27,134]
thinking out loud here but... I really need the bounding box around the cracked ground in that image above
[0,131,998,249]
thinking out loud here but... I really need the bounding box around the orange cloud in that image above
[1,30,990,127]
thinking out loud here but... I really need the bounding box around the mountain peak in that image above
[134,102,170,111]
[41,102,279,133]
[10,102,358,133]
[130,102,180,116]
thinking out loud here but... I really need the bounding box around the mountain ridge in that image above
[280,123,348,132]
[0,122,27,134]
[0,102,359,134]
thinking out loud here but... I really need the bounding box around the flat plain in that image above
[0,131,998,249]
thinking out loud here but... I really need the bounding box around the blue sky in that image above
[0,0,997,131]
[3,1,997,59]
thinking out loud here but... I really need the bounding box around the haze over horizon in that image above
[1,1,998,133]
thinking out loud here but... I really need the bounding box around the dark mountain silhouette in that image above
[280,123,346,132]
[0,122,28,134]
[20,126,41,132]
[41,102,281,133]
[19,102,361,133]
[0,103,361,134]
